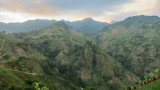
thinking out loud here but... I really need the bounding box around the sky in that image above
[0,0,160,23]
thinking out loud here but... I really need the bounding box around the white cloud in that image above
[121,0,158,14]
[0,11,52,23]
[0,0,159,23]
[0,11,28,23]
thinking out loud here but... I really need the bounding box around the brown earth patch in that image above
[111,29,118,35]
[16,48,26,56]
[80,67,91,80]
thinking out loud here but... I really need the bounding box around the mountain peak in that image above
[82,18,94,22]
[51,21,72,30]
[53,21,68,27]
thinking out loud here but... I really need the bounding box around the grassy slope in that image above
[0,66,55,89]
[136,79,160,90]
[0,65,79,90]
[128,73,160,90]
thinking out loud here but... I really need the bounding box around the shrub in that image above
[6,85,22,90]
[25,79,34,85]
[84,86,96,90]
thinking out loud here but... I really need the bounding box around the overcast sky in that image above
[0,0,160,23]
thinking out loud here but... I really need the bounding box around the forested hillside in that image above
[0,15,160,90]
[0,32,79,90]
[13,21,139,90]
[95,15,160,79]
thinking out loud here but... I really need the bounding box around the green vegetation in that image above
[12,22,139,89]
[136,79,160,90]
[1,16,160,90]
[128,69,160,90]
[96,16,160,79]
[0,32,79,90]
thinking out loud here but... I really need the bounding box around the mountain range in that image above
[0,15,160,90]
[0,18,109,34]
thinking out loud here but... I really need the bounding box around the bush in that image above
[24,79,49,90]
[84,86,96,90]
[25,79,34,85]
[5,85,22,90]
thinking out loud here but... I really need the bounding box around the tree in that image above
[144,75,150,83]
[154,69,160,74]
[154,69,160,79]
[149,73,155,81]
[0,40,6,58]
[33,82,49,90]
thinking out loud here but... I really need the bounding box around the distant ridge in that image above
[64,18,109,34]
[0,18,109,34]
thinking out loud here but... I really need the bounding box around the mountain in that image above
[64,18,109,34]
[0,18,109,34]
[1,15,160,90]
[110,21,117,24]
[0,19,56,33]
[0,32,79,90]
[11,21,139,90]
[95,15,160,79]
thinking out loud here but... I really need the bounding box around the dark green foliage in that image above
[5,79,49,90]
[84,86,96,90]
[5,85,22,90]
[136,78,160,90]
[25,79,34,86]
[129,68,160,90]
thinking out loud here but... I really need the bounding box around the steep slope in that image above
[135,78,160,90]
[127,69,160,90]
[95,15,160,79]
[63,41,139,90]
[14,22,139,90]
[0,32,79,90]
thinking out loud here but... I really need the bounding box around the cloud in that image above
[9,4,21,9]
[0,0,60,17]
[46,0,132,10]
[121,0,158,14]
[0,0,159,23]
[155,1,160,12]
[0,11,35,23]
[0,0,132,15]
[102,0,160,22]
